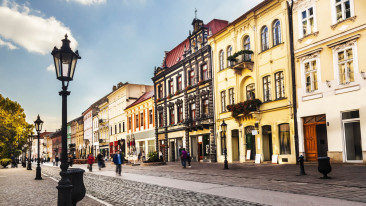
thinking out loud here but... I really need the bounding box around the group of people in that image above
[86,151,124,176]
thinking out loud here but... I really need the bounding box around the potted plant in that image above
[227,99,262,119]
[0,158,12,168]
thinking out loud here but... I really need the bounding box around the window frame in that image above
[261,26,269,51]
[227,46,232,66]
[299,6,317,38]
[246,83,255,100]
[149,110,153,124]
[177,75,182,91]
[263,75,271,102]
[279,123,291,155]
[243,36,251,61]
[272,20,281,46]
[190,103,196,120]
[219,50,224,70]
[202,99,209,115]
[275,71,285,99]
[228,88,234,105]
[178,105,183,123]
[169,108,175,125]
[135,114,139,129]
[169,80,174,95]
[140,112,144,127]
[303,58,319,93]
[331,0,354,24]
[221,91,226,113]
[189,70,195,85]
[335,47,355,85]
[201,64,208,81]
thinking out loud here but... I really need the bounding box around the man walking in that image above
[97,153,104,170]
[180,148,187,168]
[113,150,123,176]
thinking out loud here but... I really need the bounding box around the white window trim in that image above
[330,0,355,25]
[332,41,359,86]
[298,4,318,38]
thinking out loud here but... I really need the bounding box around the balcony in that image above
[228,50,254,74]
[99,119,107,125]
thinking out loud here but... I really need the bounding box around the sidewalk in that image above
[0,166,104,206]
[72,162,366,206]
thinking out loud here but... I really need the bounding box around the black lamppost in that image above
[52,34,81,206]
[221,120,228,169]
[34,115,44,180]
[27,135,33,170]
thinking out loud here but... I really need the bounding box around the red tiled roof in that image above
[163,39,190,68]
[125,91,154,110]
[162,19,228,68]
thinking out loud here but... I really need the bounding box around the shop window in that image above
[279,124,291,155]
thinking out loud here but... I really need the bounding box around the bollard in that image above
[298,155,306,175]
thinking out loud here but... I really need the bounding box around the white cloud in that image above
[0,38,17,50]
[46,64,54,72]
[67,0,106,5]
[0,1,78,55]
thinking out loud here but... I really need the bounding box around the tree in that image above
[0,94,33,159]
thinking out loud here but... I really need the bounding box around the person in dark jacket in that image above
[97,153,104,170]
[55,156,59,166]
[113,151,123,176]
[180,148,187,168]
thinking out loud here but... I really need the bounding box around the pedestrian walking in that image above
[55,156,59,166]
[113,151,123,176]
[87,153,95,172]
[187,152,191,168]
[180,148,187,168]
[97,153,104,170]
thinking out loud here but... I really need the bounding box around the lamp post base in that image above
[35,166,42,180]
[224,148,229,169]
[57,171,73,206]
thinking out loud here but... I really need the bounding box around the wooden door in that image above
[304,124,318,161]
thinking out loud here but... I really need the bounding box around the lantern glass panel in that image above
[61,53,72,78]
[70,56,77,79]
[53,53,61,78]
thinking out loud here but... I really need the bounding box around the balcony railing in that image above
[228,50,254,74]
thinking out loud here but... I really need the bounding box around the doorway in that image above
[232,130,239,161]
[170,141,175,162]
[262,125,272,161]
[245,126,256,160]
[342,110,363,161]
[303,115,327,161]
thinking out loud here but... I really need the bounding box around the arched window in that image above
[273,20,281,46]
[219,50,224,70]
[227,46,232,66]
[261,26,269,51]
[243,36,251,61]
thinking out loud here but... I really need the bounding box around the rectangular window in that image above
[279,124,291,155]
[135,115,139,129]
[275,71,285,99]
[177,76,182,91]
[301,7,314,36]
[119,123,121,133]
[129,117,132,130]
[149,110,153,124]
[148,140,155,153]
[228,88,234,105]
[221,91,226,112]
[203,99,209,115]
[158,85,163,99]
[169,80,174,95]
[246,83,255,100]
[189,70,195,85]
[159,111,163,127]
[123,122,125,132]
[336,0,352,22]
[263,76,271,102]
[178,105,183,123]
[115,125,117,134]
[304,60,318,92]
[190,103,196,120]
[337,48,354,84]
[140,113,144,127]
[202,64,208,81]
[169,108,175,125]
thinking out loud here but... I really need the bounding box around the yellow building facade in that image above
[293,0,366,163]
[209,0,296,164]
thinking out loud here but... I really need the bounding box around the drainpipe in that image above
[287,0,299,164]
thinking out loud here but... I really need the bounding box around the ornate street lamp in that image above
[52,34,81,206]
[34,115,43,180]
[27,134,33,170]
[221,120,228,169]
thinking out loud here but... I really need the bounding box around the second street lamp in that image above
[52,34,81,206]
[221,120,228,169]
[27,134,33,170]
[34,115,43,180]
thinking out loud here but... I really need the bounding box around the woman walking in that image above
[87,153,95,172]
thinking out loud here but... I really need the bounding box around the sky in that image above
[0,0,263,132]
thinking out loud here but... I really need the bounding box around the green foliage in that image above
[227,50,254,62]
[227,99,262,119]
[0,158,12,168]
[147,151,159,162]
[0,94,33,159]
